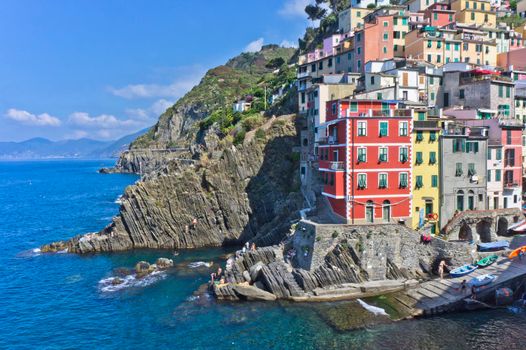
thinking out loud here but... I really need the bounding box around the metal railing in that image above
[329,161,345,171]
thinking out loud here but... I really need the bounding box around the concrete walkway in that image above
[390,255,526,317]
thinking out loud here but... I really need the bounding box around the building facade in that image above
[318,99,413,224]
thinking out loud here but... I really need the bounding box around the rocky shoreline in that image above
[211,221,473,303]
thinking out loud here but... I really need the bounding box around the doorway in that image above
[382,200,391,223]
[366,201,374,223]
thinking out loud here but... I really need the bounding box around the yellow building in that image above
[405,27,462,66]
[393,13,410,57]
[337,7,373,33]
[412,109,441,234]
[450,0,496,28]
[456,27,497,66]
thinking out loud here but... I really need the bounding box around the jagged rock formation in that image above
[213,222,474,300]
[42,116,304,253]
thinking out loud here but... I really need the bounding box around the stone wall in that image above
[442,208,523,242]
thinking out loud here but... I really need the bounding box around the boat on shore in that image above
[450,264,478,277]
[508,246,526,259]
[476,255,498,268]
[477,240,509,252]
[469,274,496,287]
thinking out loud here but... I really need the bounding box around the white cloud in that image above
[5,108,61,127]
[108,66,205,100]
[125,99,174,120]
[278,0,310,17]
[68,112,141,129]
[244,38,264,53]
[280,39,299,48]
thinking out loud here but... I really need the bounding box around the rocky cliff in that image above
[42,115,304,253]
[213,222,474,301]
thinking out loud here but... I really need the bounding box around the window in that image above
[330,173,334,186]
[357,147,367,163]
[507,130,512,145]
[358,121,367,136]
[499,85,504,97]
[446,42,450,51]
[431,175,438,188]
[319,61,323,70]
[379,147,388,162]
[357,47,361,54]
[459,89,465,99]
[471,12,475,21]
[383,21,388,27]
[379,121,388,136]
[328,58,333,67]
[358,173,367,189]
[496,148,502,160]
[399,121,408,136]
[350,102,358,112]
[331,103,337,115]
[416,152,423,165]
[429,151,437,164]
[468,163,476,176]
[383,33,388,41]
[496,169,501,181]
[457,190,464,211]
[383,46,387,54]
[400,147,408,162]
[379,173,388,188]
[311,64,316,72]
[453,139,465,152]
[455,43,460,51]
[429,131,437,142]
[498,105,510,117]
[427,54,432,62]
[416,131,423,142]
[455,162,463,176]
[399,172,408,188]
[418,112,425,121]
[370,76,375,85]
[506,86,511,98]
[415,175,423,189]
[487,170,491,182]
[434,13,438,20]
[487,148,492,160]
[466,141,479,153]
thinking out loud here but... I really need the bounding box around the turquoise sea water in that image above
[1,160,526,350]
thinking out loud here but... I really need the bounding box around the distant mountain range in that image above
[0,128,149,160]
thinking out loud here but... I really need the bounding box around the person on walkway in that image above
[438,260,449,279]
[251,243,256,251]
[471,285,477,300]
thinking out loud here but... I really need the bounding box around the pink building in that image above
[497,47,526,71]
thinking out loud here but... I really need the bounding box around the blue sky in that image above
[0,0,311,142]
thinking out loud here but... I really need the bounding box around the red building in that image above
[423,3,455,28]
[318,99,413,224]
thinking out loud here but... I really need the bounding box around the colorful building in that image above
[423,3,456,27]
[318,99,413,224]
[405,26,462,66]
[450,0,497,28]
[338,7,373,33]
[411,109,441,234]
[353,15,395,72]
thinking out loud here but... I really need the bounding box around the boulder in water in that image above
[111,277,124,285]
[156,258,174,269]
[135,261,155,278]
[232,284,277,301]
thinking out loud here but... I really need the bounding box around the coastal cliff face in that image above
[42,116,304,253]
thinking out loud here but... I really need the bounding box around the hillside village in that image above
[296,0,526,240]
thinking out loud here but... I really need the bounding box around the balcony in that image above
[414,120,439,130]
[329,161,345,171]
[297,71,310,79]
[371,110,392,117]
[505,181,519,188]
[394,109,412,117]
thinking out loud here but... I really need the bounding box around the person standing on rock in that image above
[438,260,449,279]
[251,243,256,251]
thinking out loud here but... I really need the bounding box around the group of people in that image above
[210,241,258,285]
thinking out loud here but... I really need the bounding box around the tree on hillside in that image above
[265,57,285,69]
[305,4,327,21]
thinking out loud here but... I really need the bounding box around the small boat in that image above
[469,274,496,287]
[449,264,478,277]
[477,240,510,252]
[508,246,526,259]
[476,254,498,268]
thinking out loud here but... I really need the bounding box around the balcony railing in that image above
[394,109,413,117]
[329,161,345,171]
[505,181,519,188]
